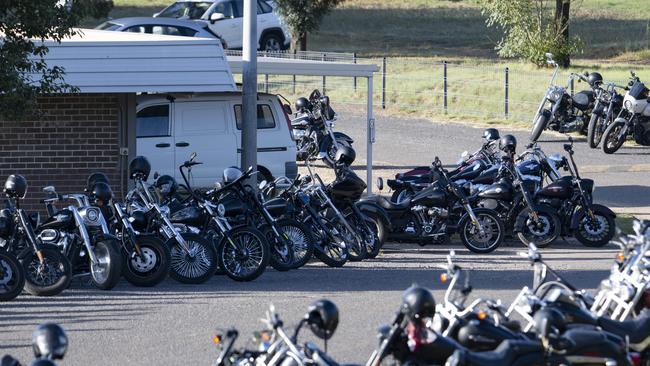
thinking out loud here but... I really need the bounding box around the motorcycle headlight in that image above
[549,90,563,102]
[624,100,633,111]
[81,207,102,226]
[217,204,226,217]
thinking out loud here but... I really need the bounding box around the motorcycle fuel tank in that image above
[40,209,75,230]
[411,186,448,207]
[537,176,573,199]
[477,181,513,201]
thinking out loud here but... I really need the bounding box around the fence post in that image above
[381,57,387,109]
[264,51,269,94]
[504,67,509,119]
[443,61,448,114]
[322,54,326,94]
[353,52,357,92]
[292,49,296,94]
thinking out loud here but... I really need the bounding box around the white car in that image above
[154,0,291,51]
[136,92,298,187]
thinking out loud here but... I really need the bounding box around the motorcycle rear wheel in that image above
[0,251,25,301]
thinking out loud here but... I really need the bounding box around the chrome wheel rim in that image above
[264,38,281,51]
[90,244,112,285]
[222,233,264,277]
[281,225,310,263]
[130,247,158,273]
[465,215,499,249]
[580,215,608,240]
[27,257,64,287]
[170,240,213,279]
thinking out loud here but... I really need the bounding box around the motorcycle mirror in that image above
[563,144,572,152]
[214,182,223,191]
[283,103,293,115]
[376,177,384,191]
[259,180,267,190]
[461,150,469,161]
[190,152,197,162]
[153,172,160,180]
[42,186,56,194]
[320,95,330,108]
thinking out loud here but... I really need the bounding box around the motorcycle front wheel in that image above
[530,109,551,143]
[346,213,381,259]
[169,232,218,284]
[602,121,627,154]
[574,209,616,247]
[22,245,72,297]
[218,227,269,282]
[122,235,170,287]
[90,239,123,290]
[587,113,606,148]
[0,251,25,301]
[515,207,561,248]
[332,219,366,261]
[459,210,504,254]
[262,224,295,272]
[307,217,348,267]
[276,219,314,269]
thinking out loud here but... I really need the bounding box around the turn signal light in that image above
[477,311,487,320]
[616,252,625,262]
[212,335,222,345]
[440,273,448,283]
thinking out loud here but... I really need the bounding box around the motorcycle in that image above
[126,156,218,284]
[292,89,354,167]
[534,137,617,247]
[602,71,650,154]
[530,53,598,142]
[368,157,505,253]
[587,82,626,148]
[39,185,123,290]
[0,175,71,297]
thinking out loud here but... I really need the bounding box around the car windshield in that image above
[95,21,121,31]
[157,1,213,19]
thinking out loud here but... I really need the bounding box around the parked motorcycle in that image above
[39,184,123,290]
[126,156,218,284]
[530,53,600,142]
[0,249,23,301]
[587,82,626,148]
[292,89,354,166]
[534,137,617,247]
[0,175,71,297]
[602,71,650,154]
[369,157,505,253]
[85,173,170,287]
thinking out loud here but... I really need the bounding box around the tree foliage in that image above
[0,0,113,119]
[272,0,344,51]
[479,0,582,67]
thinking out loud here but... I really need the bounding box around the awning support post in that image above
[367,76,374,194]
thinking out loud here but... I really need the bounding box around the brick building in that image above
[0,30,234,210]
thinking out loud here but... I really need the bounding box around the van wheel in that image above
[261,33,283,52]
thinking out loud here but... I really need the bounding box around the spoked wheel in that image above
[346,213,381,259]
[587,113,606,148]
[169,233,218,284]
[459,210,504,254]
[575,210,616,247]
[332,219,365,261]
[0,251,25,301]
[22,245,72,297]
[218,227,269,282]
[602,121,627,154]
[277,219,314,269]
[263,225,294,272]
[122,235,170,287]
[516,207,561,248]
[90,239,123,290]
[308,217,348,267]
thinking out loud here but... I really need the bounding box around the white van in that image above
[136,92,297,187]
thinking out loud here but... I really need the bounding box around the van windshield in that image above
[157,1,213,19]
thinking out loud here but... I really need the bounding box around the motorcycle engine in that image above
[410,205,447,236]
[38,229,72,253]
[478,199,499,210]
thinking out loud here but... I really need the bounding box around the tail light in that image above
[630,352,641,366]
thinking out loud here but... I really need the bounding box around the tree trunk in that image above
[555,0,571,67]
[290,32,307,51]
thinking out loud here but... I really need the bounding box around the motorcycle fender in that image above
[318,132,354,153]
[333,132,354,143]
[386,179,409,190]
[570,204,616,230]
[514,204,557,232]
[355,201,392,230]
[592,104,605,117]
[613,117,628,125]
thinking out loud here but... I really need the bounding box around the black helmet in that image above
[499,134,517,154]
[587,72,603,87]
[129,156,151,180]
[153,175,177,198]
[4,175,27,199]
[401,285,436,321]
[90,182,113,205]
[86,172,109,192]
[335,146,356,166]
[482,128,500,142]
[32,323,68,360]
[295,97,311,112]
[306,299,339,340]
[533,308,566,339]
[223,167,243,184]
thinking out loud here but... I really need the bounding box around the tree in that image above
[272,0,344,51]
[0,0,113,119]
[479,0,581,67]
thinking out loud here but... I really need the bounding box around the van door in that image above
[232,97,292,180]
[174,101,237,187]
[136,103,174,182]
[206,0,242,48]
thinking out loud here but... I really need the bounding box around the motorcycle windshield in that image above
[629,81,649,100]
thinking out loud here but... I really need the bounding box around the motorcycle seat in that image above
[376,195,411,211]
[456,340,544,366]
[598,309,650,347]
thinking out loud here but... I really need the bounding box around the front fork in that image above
[463,203,486,236]
[69,207,101,265]
[17,209,45,264]
[113,203,143,258]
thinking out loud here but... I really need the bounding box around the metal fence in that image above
[229,51,639,123]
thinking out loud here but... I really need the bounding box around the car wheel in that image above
[261,33,283,52]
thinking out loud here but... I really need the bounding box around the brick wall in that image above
[0,93,125,212]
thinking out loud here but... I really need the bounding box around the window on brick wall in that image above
[137,105,170,137]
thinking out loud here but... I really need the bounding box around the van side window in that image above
[136,105,170,137]
[234,104,276,130]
